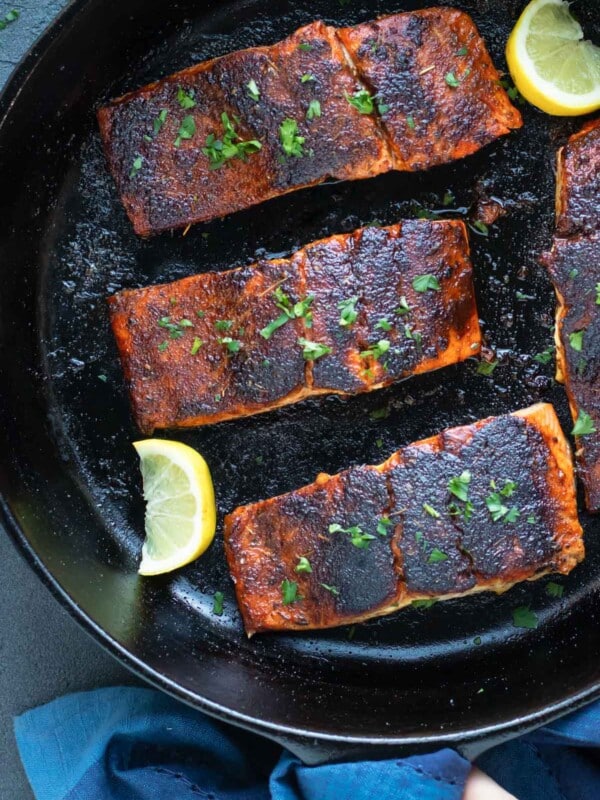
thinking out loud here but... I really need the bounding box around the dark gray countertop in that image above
[1,4,140,798]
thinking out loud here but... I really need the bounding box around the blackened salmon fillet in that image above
[98,9,522,236]
[224,403,584,636]
[542,118,600,512]
[108,219,481,433]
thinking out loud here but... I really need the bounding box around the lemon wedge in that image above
[506,0,600,116]
[133,439,216,576]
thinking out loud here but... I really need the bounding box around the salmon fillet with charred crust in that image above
[108,220,481,433]
[542,119,600,512]
[224,403,584,636]
[98,10,522,236]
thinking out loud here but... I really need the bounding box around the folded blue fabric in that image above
[14,686,600,800]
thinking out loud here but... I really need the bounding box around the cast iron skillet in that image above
[1,0,599,763]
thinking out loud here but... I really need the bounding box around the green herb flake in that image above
[442,191,455,207]
[504,507,520,523]
[448,470,471,502]
[572,410,597,437]
[306,99,321,120]
[158,340,169,353]
[215,320,233,332]
[423,503,441,519]
[360,339,390,361]
[301,73,316,83]
[445,71,461,88]
[153,109,168,136]
[246,79,260,101]
[329,523,375,550]
[395,296,411,316]
[412,274,441,293]
[344,88,377,115]
[281,579,302,605]
[320,583,340,596]
[477,359,498,376]
[516,290,535,302]
[595,283,600,305]
[568,330,584,352]
[219,337,242,354]
[260,313,291,340]
[412,599,437,609]
[279,118,305,157]
[473,635,482,646]
[546,582,564,598]
[377,517,392,536]
[338,296,359,327]
[174,115,196,147]
[406,115,416,130]
[202,112,262,167]
[470,220,489,236]
[512,605,538,630]
[295,556,312,574]
[375,318,393,332]
[212,591,224,616]
[527,515,537,524]
[428,547,448,564]
[177,86,196,109]
[298,42,313,52]
[375,437,384,450]
[129,155,143,179]
[298,337,332,361]
[533,346,554,365]
[456,46,468,56]
[190,337,203,355]
[370,406,390,421]
[98,374,108,383]
[0,8,19,30]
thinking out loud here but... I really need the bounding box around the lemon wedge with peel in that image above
[134,439,216,576]
[506,0,600,116]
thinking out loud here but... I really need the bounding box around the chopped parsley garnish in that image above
[527,515,537,524]
[473,635,482,646]
[177,86,196,109]
[214,319,233,332]
[320,583,340,596]
[568,330,584,352]
[295,556,312,574]
[301,73,316,83]
[423,503,440,519]
[412,599,437,609]
[477,360,498,376]
[572,410,597,436]
[298,338,332,360]
[428,548,448,564]
[442,191,455,207]
[338,296,359,327]
[202,112,262,168]
[218,337,242,353]
[370,406,390,420]
[281,579,302,605]
[406,115,416,130]
[533,346,554,364]
[98,374,108,383]
[596,283,600,305]
[298,42,312,52]
[158,316,193,339]
[470,220,489,236]
[445,71,461,88]
[546,582,564,598]
[306,99,321,120]
[486,480,519,522]
[395,296,411,316]
[448,470,471,502]
[512,605,538,629]
[516,290,535,302]
[153,109,168,136]
[260,288,314,339]
[375,318,393,332]
[190,337,203,355]
[344,88,389,116]
[403,324,422,346]
[0,8,19,30]
[505,507,520,523]
[196,310,205,318]
[360,339,390,361]
[129,155,143,179]
[174,115,196,147]
[412,274,441,293]
[280,118,305,157]
[377,517,392,536]
[246,79,260,101]
[158,341,169,353]
[329,523,376,549]
[456,46,468,56]
[212,591,224,616]
[375,437,384,449]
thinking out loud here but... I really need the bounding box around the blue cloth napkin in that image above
[13,686,600,800]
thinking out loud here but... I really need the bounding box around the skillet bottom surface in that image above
[1,0,599,749]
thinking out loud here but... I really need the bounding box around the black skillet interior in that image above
[1,0,600,761]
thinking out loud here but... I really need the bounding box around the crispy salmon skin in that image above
[224,403,583,636]
[542,119,600,512]
[108,219,481,433]
[98,9,521,236]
